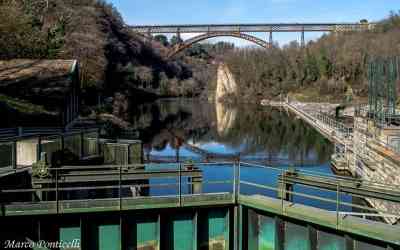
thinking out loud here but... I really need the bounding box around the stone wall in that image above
[348,117,400,224]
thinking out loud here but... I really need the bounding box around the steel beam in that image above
[130,23,375,34]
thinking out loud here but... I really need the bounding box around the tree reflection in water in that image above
[130,99,332,165]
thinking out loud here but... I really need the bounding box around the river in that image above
[129,98,355,211]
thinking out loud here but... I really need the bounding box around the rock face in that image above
[215,63,237,101]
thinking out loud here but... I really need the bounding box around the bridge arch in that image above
[167,32,271,58]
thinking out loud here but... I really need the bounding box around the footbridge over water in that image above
[130,22,376,57]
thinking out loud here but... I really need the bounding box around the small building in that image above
[0,59,80,126]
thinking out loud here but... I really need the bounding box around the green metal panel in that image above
[169,213,196,250]
[128,143,142,164]
[103,144,128,165]
[317,231,345,250]
[83,132,99,157]
[0,142,13,168]
[60,227,81,250]
[285,222,310,250]
[64,133,82,158]
[126,217,159,250]
[199,209,229,250]
[248,209,276,250]
[99,225,120,250]
[355,241,386,250]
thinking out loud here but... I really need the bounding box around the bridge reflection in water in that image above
[131,99,333,166]
[1,162,399,249]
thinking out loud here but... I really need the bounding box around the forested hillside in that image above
[224,12,400,103]
[0,0,213,106]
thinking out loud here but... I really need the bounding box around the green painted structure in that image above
[1,129,400,250]
[2,197,398,250]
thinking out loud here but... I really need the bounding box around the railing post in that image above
[336,182,340,229]
[12,141,17,170]
[178,163,182,207]
[56,167,59,214]
[237,161,241,199]
[119,164,122,211]
[281,170,285,214]
[233,161,240,204]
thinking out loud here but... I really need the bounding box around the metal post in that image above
[12,141,17,170]
[269,31,273,48]
[56,167,59,214]
[336,182,340,228]
[37,136,42,163]
[119,164,122,211]
[178,163,182,206]
[147,28,152,42]
[177,28,181,43]
[233,162,237,203]
[281,170,285,214]
[237,162,241,198]
[80,132,84,159]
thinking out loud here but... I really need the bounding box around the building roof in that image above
[0,59,77,85]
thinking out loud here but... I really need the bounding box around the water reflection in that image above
[129,99,333,167]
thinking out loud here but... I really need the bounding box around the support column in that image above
[146,28,152,43]
[176,28,182,44]
[301,28,305,48]
[269,31,273,48]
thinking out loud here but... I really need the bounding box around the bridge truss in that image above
[130,23,375,57]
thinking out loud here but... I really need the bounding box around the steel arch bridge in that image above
[130,22,375,57]
[167,31,270,58]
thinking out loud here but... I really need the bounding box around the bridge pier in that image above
[269,31,273,48]
[176,27,181,42]
[301,29,305,47]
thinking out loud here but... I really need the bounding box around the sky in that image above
[108,0,399,46]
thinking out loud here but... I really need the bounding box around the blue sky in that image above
[109,0,399,45]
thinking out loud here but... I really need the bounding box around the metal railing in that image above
[0,128,101,171]
[314,112,353,139]
[287,102,353,142]
[1,162,400,226]
[0,126,100,141]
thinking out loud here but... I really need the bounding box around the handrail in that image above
[1,162,399,226]
[0,126,100,141]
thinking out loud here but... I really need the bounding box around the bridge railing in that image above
[314,112,353,139]
[2,162,400,227]
[287,102,353,141]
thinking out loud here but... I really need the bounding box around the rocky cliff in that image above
[215,63,238,101]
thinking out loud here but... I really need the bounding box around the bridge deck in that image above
[130,23,375,33]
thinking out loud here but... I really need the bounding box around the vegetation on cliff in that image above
[0,0,214,106]
[223,12,400,103]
